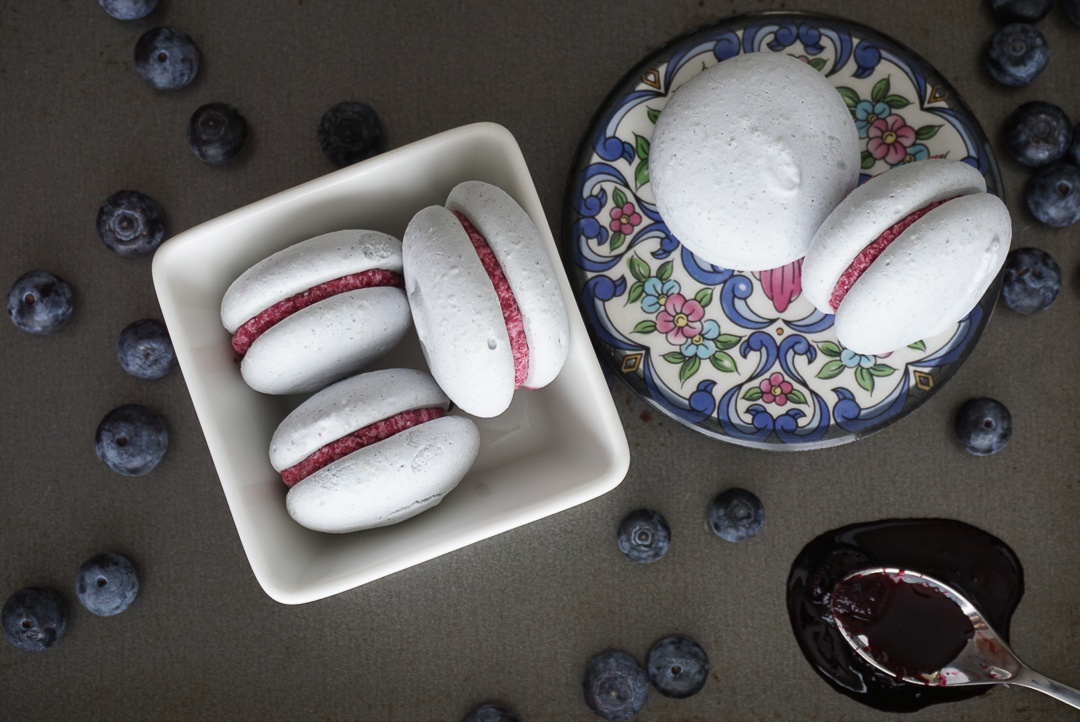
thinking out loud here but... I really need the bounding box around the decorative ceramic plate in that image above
[564,11,1003,449]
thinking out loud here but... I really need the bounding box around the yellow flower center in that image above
[621,214,631,225]
[882,130,898,144]
[772,385,784,396]
[867,113,878,124]
[692,334,704,344]
[674,313,689,328]
[657,294,667,305]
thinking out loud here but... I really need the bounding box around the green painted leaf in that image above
[818,341,842,358]
[635,159,650,189]
[713,334,740,352]
[868,364,895,377]
[635,134,650,161]
[662,352,685,364]
[908,340,927,351]
[855,367,874,393]
[627,281,644,304]
[816,359,845,380]
[861,150,876,170]
[711,351,737,373]
[628,256,649,282]
[680,356,700,383]
[916,124,942,141]
[694,288,713,307]
[632,320,656,334]
[871,76,890,103]
[742,387,764,402]
[612,187,628,208]
[786,389,808,405]
[884,94,910,109]
[646,107,661,124]
[836,86,860,109]
[809,57,827,72]
[657,260,673,281]
[610,231,625,252]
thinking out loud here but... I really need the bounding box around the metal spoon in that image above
[831,567,1080,710]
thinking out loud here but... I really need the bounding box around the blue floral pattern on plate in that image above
[563,12,1003,449]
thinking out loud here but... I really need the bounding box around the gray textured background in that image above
[2,1,1079,719]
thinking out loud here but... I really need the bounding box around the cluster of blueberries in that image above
[2,552,139,652]
[985,0,1080,85]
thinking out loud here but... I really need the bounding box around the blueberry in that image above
[1065,0,1080,25]
[76,552,139,617]
[99,0,157,20]
[707,488,764,542]
[95,404,168,476]
[97,190,166,258]
[616,509,670,563]
[646,635,709,699]
[989,0,1053,22]
[955,397,1012,456]
[7,271,73,334]
[1026,163,1080,227]
[2,588,67,652]
[318,102,384,168]
[188,103,248,165]
[1003,101,1072,167]
[117,319,175,379]
[985,23,1049,86]
[134,27,198,91]
[462,704,518,722]
[1001,247,1061,314]
[583,650,649,721]
[1069,124,1080,166]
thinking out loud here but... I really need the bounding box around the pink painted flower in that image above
[757,259,802,314]
[609,202,642,234]
[655,293,704,346]
[759,372,794,406]
[867,115,916,165]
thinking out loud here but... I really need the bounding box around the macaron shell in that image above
[834,193,1010,355]
[285,415,480,533]
[802,159,988,312]
[649,52,859,271]
[240,286,410,395]
[270,368,450,471]
[402,204,515,418]
[221,229,403,332]
[445,180,570,389]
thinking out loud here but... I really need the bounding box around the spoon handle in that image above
[1010,666,1080,710]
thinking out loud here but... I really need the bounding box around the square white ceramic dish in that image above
[152,122,630,605]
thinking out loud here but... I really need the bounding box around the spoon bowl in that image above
[831,567,1080,709]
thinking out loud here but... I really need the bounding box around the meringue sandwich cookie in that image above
[649,51,860,271]
[270,368,480,534]
[402,180,570,418]
[801,159,1011,355]
[220,229,411,395]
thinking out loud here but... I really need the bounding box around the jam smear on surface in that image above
[786,518,1023,713]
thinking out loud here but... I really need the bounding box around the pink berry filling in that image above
[280,407,445,488]
[452,211,529,388]
[231,268,404,356]
[828,197,953,312]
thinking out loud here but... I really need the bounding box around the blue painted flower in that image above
[681,319,721,358]
[641,276,680,313]
[840,348,875,368]
[854,100,890,138]
[901,143,931,164]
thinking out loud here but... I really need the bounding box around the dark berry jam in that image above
[786,519,1023,713]
[831,571,974,682]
